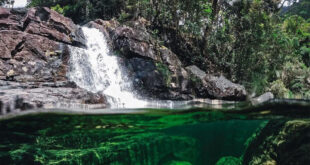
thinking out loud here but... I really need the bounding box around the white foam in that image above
[68,27,147,108]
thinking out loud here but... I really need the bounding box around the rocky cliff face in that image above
[0,7,105,115]
[0,7,248,114]
[86,19,247,100]
[86,19,191,100]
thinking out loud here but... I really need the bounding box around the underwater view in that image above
[1,0,310,164]
[1,101,310,165]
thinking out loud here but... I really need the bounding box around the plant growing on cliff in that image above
[156,62,172,86]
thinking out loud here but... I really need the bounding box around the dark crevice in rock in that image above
[71,40,87,49]
[35,7,50,22]
[31,30,84,48]
[26,44,47,61]
[15,97,34,111]
[5,105,10,114]
[0,23,10,30]
[11,39,25,57]
[10,8,27,16]
[49,19,70,34]
[22,17,31,31]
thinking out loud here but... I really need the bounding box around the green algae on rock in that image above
[0,111,267,165]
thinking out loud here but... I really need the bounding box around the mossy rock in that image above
[215,156,241,165]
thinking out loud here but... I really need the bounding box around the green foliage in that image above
[29,0,126,23]
[282,0,310,19]
[203,1,310,97]
[156,62,172,86]
[270,80,290,98]
[283,15,306,35]
[51,4,64,14]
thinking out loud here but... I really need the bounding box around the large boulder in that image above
[204,75,247,101]
[186,65,247,101]
[243,119,310,165]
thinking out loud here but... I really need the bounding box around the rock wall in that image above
[86,19,247,101]
[0,7,105,114]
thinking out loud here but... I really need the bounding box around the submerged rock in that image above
[2,131,198,165]
[243,119,310,165]
[215,156,241,165]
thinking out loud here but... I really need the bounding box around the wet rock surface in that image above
[87,20,200,100]
[243,119,310,165]
[0,80,106,115]
[0,7,104,114]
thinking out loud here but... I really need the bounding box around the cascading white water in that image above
[68,27,147,108]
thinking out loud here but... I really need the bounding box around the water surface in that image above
[1,100,309,165]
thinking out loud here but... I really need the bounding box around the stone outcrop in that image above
[86,19,247,100]
[86,19,191,99]
[0,7,105,114]
[243,119,310,165]
[0,80,106,115]
[0,7,250,114]
[0,7,85,81]
[186,65,247,101]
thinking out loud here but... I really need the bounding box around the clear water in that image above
[0,104,309,165]
[0,109,266,165]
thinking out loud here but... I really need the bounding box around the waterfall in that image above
[68,27,147,108]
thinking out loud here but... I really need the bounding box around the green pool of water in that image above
[0,103,309,165]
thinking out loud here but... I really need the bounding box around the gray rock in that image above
[251,92,274,105]
[204,75,247,101]
[0,80,106,115]
[0,7,86,82]
[186,65,247,101]
[186,65,207,80]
